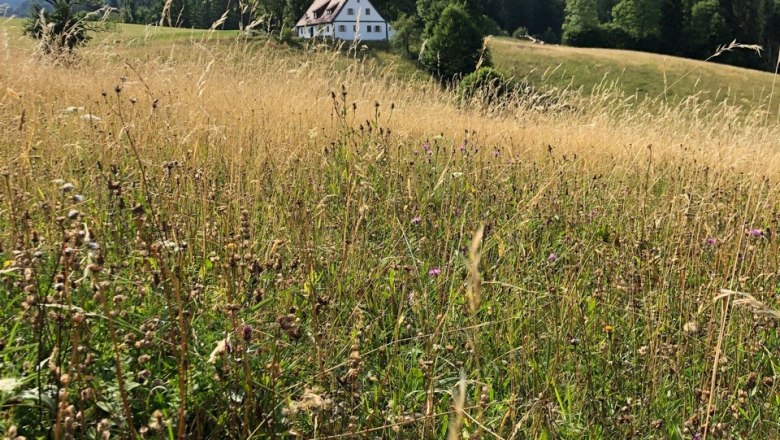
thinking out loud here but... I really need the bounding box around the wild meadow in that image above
[2,23,780,439]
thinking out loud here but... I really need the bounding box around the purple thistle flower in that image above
[242,324,253,342]
[705,237,717,246]
[748,228,764,238]
[428,267,441,276]
[411,216,422,225]
[422,142,432,155]
[548,253,558,263]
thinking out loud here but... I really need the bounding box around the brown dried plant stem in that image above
[303,188,326,385]
[226,262,253,438]
[151,247,190,440]
[110,88,190,439]
[53,240,74,440]
[440,225,486,438]
[464,225,484,361]
[92,274,137,438]
[704,294,730,440]
[704,191,756,440]
[768,49,780,125]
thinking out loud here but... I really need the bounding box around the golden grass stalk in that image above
[767,48,780,125]
[715,289,780,320]
[159,0,174,26]
[658,40,764,100]
[704,289,780,439]
[446,371,467,440]
[466,224,485,315]
[210,10,230,31]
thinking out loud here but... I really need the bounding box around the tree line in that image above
[112,0,780,72]
[391,0,780,72]
[20,0,780,73]
[112,0,311,30]
[560,0,780,71]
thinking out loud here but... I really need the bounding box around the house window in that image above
[375,25,380,32]
[366,25,372,32]
[338,25,345,32]
[347,8,354,15]
[366,8,371,15]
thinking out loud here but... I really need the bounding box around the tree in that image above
[484,0,524,33]
[416,0,449,36]
[611,0,662,40]
[597,0,618,21]
[282,0,309,28]
[765,0,780,69]
[120,0,164,24]
[684,0,731,56]
[562,0,599,43]
[119,0,136,22]
[24,0,100,55]
[460,0,483,18]
[372,0,416,22]
[419,3,488,79]
[391,13,423,58]
[724,0,768,44]
[659,0,685,53]
[523,0,565,41]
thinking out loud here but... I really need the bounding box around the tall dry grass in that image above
[2,35,779,180]
[2,30,780,439]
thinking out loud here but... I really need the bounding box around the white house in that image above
[295,0,395,42]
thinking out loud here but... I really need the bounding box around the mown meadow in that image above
[2,21,780,439]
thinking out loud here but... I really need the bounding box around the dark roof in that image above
[295,0,347,27]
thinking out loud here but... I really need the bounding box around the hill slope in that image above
[491,37,779,112]
[0,0,29,15]
[2,18,778,115]
[3,13,780,440]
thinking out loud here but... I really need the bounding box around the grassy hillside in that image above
[0,17,241,49]
[3,17,780,440]
[491,37,780,114]
[0,17,424,79]
[3,18,779,113]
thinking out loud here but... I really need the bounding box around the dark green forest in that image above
[13,0,780,72]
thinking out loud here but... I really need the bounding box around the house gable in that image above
[296,0,348,27]
[332,0,388,25]
[296,0,395,41]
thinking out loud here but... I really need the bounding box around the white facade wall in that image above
[296,0,395,41]
[297,24,336,38]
